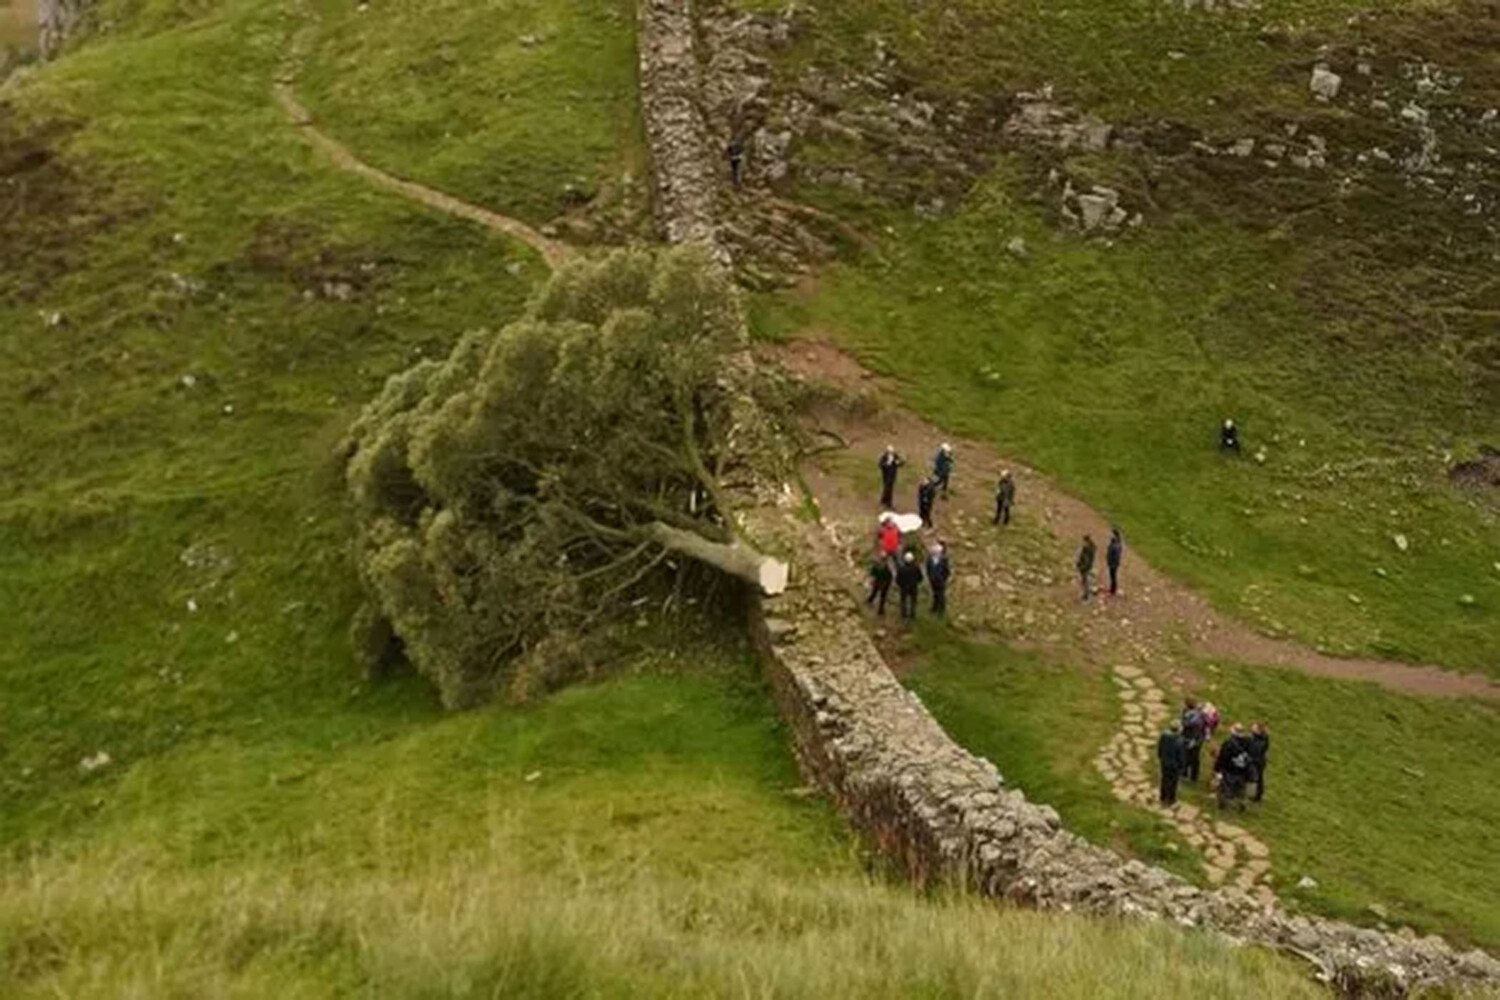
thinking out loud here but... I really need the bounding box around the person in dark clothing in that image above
[925,543,952,616]
[878,446,904,509]
[1105,527,1124,596]
[726,137,746,188]
[1157,721,1185,805]
[993,470,1016,526]
[1249,721,1270,803]
[866,552,894,616]
[916,477,938,528]
[933,444,955,496]
[1180,699,1206,783]
[1214,723,1255,811]
[1076,534,1097,601]
[1220,418,1242,454]
[895,551,924,623]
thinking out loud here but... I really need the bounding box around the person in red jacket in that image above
[877,514,902,559]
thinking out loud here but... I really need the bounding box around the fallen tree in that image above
[343,246,788,708]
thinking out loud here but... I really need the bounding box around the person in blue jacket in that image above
[932,443,955,497]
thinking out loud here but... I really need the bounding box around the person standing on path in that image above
[925,542,952,617]
[933,443,955,497]
[1106,527,1124,596]
[1157,721,1185,805]
[1076,534,1097,601]
[877,513,902,560]
[1180,699,1206,783]
[1249,721,1270,803]
[993,470,1016,526]
[878,445,904,509]
[895,551,924,623]
[866,551,894,617]
[917,477,938,529]
[1214,723,1254,811]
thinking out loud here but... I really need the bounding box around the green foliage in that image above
[345,247,752,708]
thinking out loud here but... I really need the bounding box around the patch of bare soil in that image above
[769,337,1500,703]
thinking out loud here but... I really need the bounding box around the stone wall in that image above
[36,0,89,58]
[634,1,1500,994]
[635,0,724,255]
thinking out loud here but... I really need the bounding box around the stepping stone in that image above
[1242,859,1272,880]
[1176,804,1200,822]
[1132,676,1155,690]
[1114,665,1144,680]
[1242,839,1270,860]
[1205,865,1229,885]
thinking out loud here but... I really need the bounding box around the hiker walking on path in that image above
[1249,721,1270,803]
[878,446,904,509]
[1220,418,1242,454]
[1076,534,1097,601]
[1157,721,1185,805]
[925,542,952,617]
[1180,699,1206,783]
[1106,527,1124,596]
[933,443,955,497]
[866,551,894,617]
[917,477,938,529]
[993,470,1016,526]
[895,551,924,623]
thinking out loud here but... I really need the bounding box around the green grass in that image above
[769,173,1499,674]
[296,0,646,228]
[1187,659,1500,950]
[904,631,1500,951]
[903,629,1202,879]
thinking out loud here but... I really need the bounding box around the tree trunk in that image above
[646,522,788,596]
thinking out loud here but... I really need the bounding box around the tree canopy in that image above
[344,246,769,708]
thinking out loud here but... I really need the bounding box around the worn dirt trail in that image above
[775,338,1500,704]
[270,4,569,271]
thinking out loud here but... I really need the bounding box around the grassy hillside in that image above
[0,0,1335,995]
[906,633,1500,950]
[297,0,647,231]
[748,0,1500,673]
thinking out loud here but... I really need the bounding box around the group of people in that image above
[1075,528,1125,601]
[869,441,1133,622]
[1156,699,1270,810]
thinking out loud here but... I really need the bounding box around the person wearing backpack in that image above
[1180,699,1206,783]
[1214,723,1255,811]
[933,443,955,497]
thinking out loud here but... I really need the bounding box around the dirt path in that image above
[270,5,570,271]
[774,337,1500,704]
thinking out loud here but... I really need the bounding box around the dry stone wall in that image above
[634,2,1500,995]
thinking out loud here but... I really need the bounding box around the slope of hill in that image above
[1,0,1333,996]
[733,0,1500,673]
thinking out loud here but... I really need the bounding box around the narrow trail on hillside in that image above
[271,83,570,270]
[774,338,1500,706]
[270,1,569,271]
